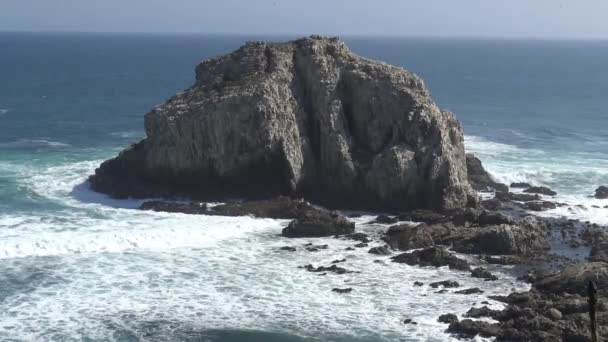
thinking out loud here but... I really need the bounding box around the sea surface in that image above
[0,32,607,341]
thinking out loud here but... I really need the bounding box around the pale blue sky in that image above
[1,0,607,39]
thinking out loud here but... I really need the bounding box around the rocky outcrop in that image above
[466,154,508,192]
[281,210,354,237]
[89,36,475,211]
[391,246,471,271]
[524,186,557,196]
[595,186,608,199]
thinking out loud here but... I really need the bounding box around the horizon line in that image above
[2,29,608,42]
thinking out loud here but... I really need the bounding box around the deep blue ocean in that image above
[0,32,607,341]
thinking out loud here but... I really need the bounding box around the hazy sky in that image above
[1,0,607,39]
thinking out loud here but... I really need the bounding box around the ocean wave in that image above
[0,108,9,116]
[108,130,144,139]
[0,139,70,149]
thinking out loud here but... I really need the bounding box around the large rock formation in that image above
[90,35,476,210]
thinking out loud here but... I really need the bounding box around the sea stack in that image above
[89,35,476,210]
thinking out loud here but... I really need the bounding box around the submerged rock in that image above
[331,288,352,294]
[89,36,475,211]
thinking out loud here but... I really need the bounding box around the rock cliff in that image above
[90,35,476,210]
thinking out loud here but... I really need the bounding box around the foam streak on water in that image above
[466,135,608,225]
[0,159,528,341]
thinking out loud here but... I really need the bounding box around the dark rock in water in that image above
[451,208,513,227]
[344,247,355,251]
[372,215,398,224]
[534,262,608,295]
[331,258,346,264]
[430,280,460,288]
[524,201,557,211]
[305,244,328,252]
[413,281,424,287]
[343,233,370,243]
[495,191,540,202]
[391,246,471,271]
[453,216,549,255]
[455,288,484,295]
[466,154,506,192]
[280,246,297,252]
[368,246,391,255]
[382,223,434,250]
[471,267,498,281]
[397,210,450,224]
[465,306,498,318]
[282,211,354,238]
[595,186,608,199]
[403,318,417,325]
[302,264,351,275]
[484,255,519,265]
[354,242,368,248]
[89,36,475,211]
[438,313,458,324]
[524,186,557,196]
[510,182,532,189]
[140,200,208,213]
[332,288,352,294]
[448,319,500,338]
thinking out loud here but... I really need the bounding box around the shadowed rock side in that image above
[89,35,475,211]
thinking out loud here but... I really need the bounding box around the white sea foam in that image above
[466,135,608,224]
[0,158,528,341]
[0,139,70,149]
[0,108,9,116]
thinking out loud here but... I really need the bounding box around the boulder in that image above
[524,201,557,211]
[382,223,435,250]
[471,267,498,281]
[595,186,608,199]
[465,154,507,192]
[453,217,549,255]
[391,246,470,271]
[511,182,532,189]
[89,36,475,211]
[371,215,398,224]
[438,313,459,324]
[534,262,608,295]
[430,280,460,288]
[448,319,500,338]
[282,211,354,237]
[368,246,392,255]
[465,306,499,318]
[495,191,540,202]
[524,186,557,196]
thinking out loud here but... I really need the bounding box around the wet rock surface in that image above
[391,246,470,271]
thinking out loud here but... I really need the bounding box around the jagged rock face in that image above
[90,36,475,210]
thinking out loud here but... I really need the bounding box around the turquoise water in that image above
[0,32,607,341]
